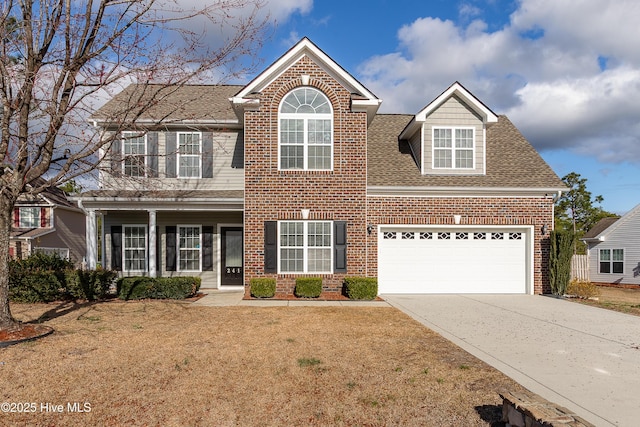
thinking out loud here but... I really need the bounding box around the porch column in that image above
[86,209,97,269]
[148,209,157,278]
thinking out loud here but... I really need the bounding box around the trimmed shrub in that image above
[117,276,201,300]
[567,279,600,299]
[66,268,118,301]
[250,278,276,298]
[294,277,322,298]
[344,277,378,300]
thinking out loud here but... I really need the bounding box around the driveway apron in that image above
[382,294,640,427]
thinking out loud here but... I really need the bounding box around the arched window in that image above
[279,87,333,170]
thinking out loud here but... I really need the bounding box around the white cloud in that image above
[356,0,640,163]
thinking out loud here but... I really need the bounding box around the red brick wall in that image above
[243,56,369,295]
[366,196,554,294]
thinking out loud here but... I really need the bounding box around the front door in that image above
[221,227,243,286]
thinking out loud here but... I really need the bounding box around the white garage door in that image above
[378,228,530,294]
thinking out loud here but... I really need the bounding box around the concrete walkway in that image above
[191,290,391,307]
[382,294,640,427]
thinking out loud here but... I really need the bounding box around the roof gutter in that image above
[367,186,567,197]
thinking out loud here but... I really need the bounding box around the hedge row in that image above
[117,276,201,300]
[9,253,117,303]
[249,276,378,300]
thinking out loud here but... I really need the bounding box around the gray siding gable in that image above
[587,203,640,285]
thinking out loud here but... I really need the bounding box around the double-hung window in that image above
[279,221,332,273]
[433,127,474,169]
[19,207,40,228]
[178,225,201,271]
[178,132,202,178]
[122,132,147,177]
[279,87,333,170]
[599,249,624,274]
[123,225,147,272]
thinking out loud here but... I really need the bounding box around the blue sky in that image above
[239,0,639,215]
[164,0,639,214]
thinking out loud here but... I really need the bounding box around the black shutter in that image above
[111,139,121,177]
[264,221,277,273]
[148,132,159,178]
[111,226,122,271]
[202,226,213,271]
[165,132,177,178]
[166,226,177,271]
[202,132,213,178]
[156,226,161,273]
[334,221,347,273]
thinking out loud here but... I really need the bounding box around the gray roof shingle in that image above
[367,114,565,189]
[583,216,620,239]
[92,84,243,123]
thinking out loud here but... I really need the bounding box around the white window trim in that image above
[121,132,147,178]
[277,220,333,274]
[599,248,625,274]
[19,207,41,228]
[177,131,202,179]
[431,126,475,170]
[123,224,148,273]
[177,224,202,272]
[278,88,334,171]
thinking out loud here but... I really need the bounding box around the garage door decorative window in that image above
[491,232,504,240]
[402,232,414,239]
[473,232,486,240]
[383,231,396,240]
[419,232,433,239]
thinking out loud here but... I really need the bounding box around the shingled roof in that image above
[92,84,243,123]
[583,216,620,239]
[367,114,565,189]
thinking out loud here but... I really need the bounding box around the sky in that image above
[235,0,639,215]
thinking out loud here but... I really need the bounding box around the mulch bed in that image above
[244,291,384,301]
[0,323,54,347]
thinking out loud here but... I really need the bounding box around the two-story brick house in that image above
[79,38,565,295]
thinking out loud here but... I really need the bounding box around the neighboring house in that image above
[582,205,640,285]
[77,38,565,295]
[11,180,86,265]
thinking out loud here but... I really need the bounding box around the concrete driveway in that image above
[382,294,640,426]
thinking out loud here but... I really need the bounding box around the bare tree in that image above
[0,0,267,331]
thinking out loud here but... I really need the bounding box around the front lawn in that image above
[572,285,640,316]
[1,300,526,426]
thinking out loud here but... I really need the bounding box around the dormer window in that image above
[433,127,474,169]
[279,87,333,170]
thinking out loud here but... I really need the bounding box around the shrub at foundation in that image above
[567,279,600,299]
[294,277,322,298]
[117,277,201,300]
[250,278,276,298]
[344,277,378,300]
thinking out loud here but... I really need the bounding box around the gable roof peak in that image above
[399,82,499,141]
[231,37,381,124]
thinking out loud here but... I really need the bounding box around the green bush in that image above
[9,253,72,303]
[250,278,276,298]
[549,230,576,295]
[294,277,322,298]
[344,277,378,300]
[66,268,118,301]
[117,276,201,300]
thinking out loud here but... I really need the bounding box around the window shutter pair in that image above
[165,132,213,178]
[264,221,347,273]
[165,225,213,271]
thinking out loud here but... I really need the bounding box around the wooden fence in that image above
[571,255,589,281]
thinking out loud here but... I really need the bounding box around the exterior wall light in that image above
[367,224,375,234]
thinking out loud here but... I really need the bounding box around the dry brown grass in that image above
[1,300,526,426]
[573,285,640,316]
